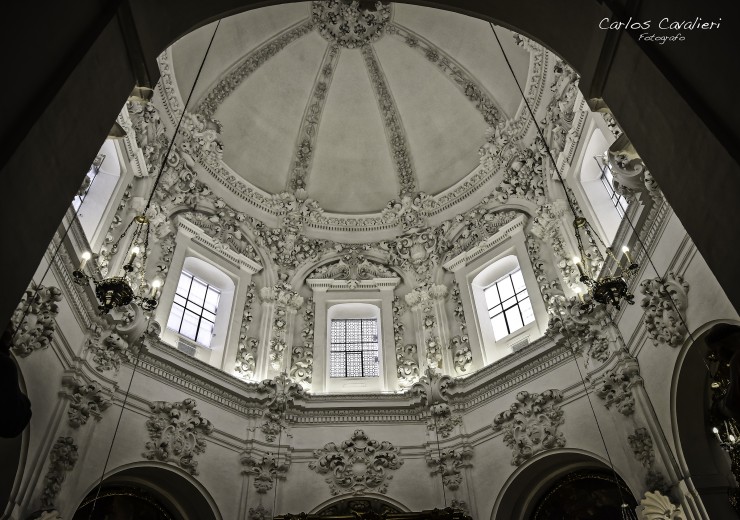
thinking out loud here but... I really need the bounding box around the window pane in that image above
[501,296,517,310]
[362,320,378,342]
[167,303,184,331]
[363,351,379,377]
[491,313,509,341]
[346,352,363,377]
[204,288,220,313]
[345,320,361,342]
[489,305,502,319]
[511,270,526,293]
[330,352,345,377]
[189,279,207,305]
[520,297,535,325]
[176,272,192,297]
[202,310,216,323]
[186,300,202,314]
[484,286,500,308]
[173,294,187,307]
[497,277,515,301]
[180,310,199,340]
[505,306,524,333]
[196,320,214,347]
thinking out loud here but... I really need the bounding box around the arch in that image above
[492,448,638,520]
[72,461,222,520]
[3,0,739,343]
[670,319,740,519]
[309,493,410,515]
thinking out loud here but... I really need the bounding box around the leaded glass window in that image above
[329,319,380,378]
[167,271,221,347]
[484,268,535,341]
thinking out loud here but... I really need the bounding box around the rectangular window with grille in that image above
[166,271,221,348]
[595,155,629,218]
[329,319,380,378]
[484,268,535,341]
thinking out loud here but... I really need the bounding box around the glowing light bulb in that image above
[622,246,634,264]
[574,286,584,303]
[713,427,720,434]
[79,251,92,270]
[149,278,162,298]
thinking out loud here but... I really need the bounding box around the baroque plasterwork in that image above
[361,45,417,197]
[308,429,403,495]
[636,491,686,520]
[413,368,462,438]
[241,452,290,493]
[628,427,669,494]
[10,282,62,358]
[235,282,258,380]
[593,353,641,416]
[155,30,554,236]
[257,373,305,441]
[639,272,689,348]
[492,389,566,466]
[61,376,112,428]
[313,1,392,49]
[449,281,472,375]
[426,445,473,491]
[41,437,78,509]
[290,298,315,385]
[143,398,214,475]
[287,43,340,192]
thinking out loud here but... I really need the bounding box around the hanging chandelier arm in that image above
[144,19,222,211]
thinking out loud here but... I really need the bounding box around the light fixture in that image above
[73,13,224,316]
[73,214,160,314]
[571,217,639,311]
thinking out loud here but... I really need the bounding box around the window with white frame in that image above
[484,268,535,341]
[167,271,221,347]
[329,318,380,378]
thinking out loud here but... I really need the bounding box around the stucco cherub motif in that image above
[492,390,566,465]
[10,282,62,357]
[640,272,689,348]
[143,398,214,475]
[309,429,403,495]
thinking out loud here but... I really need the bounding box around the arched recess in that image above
[671,320,740,519]
[0,355,30,518]
[71,462,222,520]
[492,449,638,520]
[309,494,410,515]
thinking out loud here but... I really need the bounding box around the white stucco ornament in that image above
[635,491,686,520]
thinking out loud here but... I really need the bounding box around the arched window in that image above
[579,128,624,244]
[324,302,384,393]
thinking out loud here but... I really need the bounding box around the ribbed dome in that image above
[170,2,530,214]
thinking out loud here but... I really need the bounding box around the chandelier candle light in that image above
[73,213,161,314]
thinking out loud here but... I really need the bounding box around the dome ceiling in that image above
[170,2,530,214]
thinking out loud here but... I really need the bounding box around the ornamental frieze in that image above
[309,429,403,495]
[143,398,214,475]
[492,390,566,466]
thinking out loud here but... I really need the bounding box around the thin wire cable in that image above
[545,330,630,510]
[86,341,144,519]
[492,22,632,509]
[7,168,102,342]
[82,19,222,516]
[431,411,448,507]
[272,382,287,520]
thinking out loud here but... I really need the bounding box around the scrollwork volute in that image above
[61,376,112,428]
[413,368,462,438]
[492,390,566,465]
[143,398,214,475]
[308,429,403,495]
[636,491,686,520]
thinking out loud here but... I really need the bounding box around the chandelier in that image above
[73,213,161,314]
[571,216,639,311]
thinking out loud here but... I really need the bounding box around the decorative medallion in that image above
[309,429,403,495]
[143,399,214,475]
[492,390,566,466]
[312,1,392,49]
